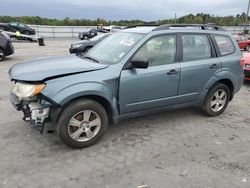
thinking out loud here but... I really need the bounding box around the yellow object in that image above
[15,31,21,37]
[32,84,46,96]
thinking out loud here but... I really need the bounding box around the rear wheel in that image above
[58,99,108,148]
[0,48,6,61]
[201,83,230,116]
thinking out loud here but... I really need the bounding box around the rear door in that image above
[177,33,221,104]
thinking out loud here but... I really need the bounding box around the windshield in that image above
[86,32,145,64]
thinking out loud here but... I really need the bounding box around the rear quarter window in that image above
[213,35,235,56]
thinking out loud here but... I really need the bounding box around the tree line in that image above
[0,13,249,26]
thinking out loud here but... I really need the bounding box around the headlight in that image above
[12,82,46,99]
[73,44,82,48]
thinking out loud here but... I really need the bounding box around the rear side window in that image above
[182,34,212,62]
[213,35,235,56]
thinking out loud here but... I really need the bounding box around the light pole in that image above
[244,0,250,34]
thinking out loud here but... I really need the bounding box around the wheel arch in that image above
[217,79,234,100]
[65,95,113,120]
[55,94,116,125]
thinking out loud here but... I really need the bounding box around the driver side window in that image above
[134,35,176,66]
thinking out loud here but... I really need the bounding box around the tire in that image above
[58,99,108,148]
[0,48,6,61]
[201,83,230,116]
[83,35,88,40]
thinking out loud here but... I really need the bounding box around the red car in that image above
[234,35,250,51]
[243,52,250,80]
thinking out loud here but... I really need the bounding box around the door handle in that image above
[167,69,179,75]
[210,64,219,69]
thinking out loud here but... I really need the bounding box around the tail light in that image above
[240,57,245,68]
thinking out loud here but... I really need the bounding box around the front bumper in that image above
[10,92,50,133]
[69,47,86,54]
[69,47,79,54]
[5,41,14,56]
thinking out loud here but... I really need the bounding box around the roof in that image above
[121,24,226,34]
[121,26,156,34]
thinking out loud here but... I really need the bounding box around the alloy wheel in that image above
[210,89,227,112]
[67,110,101,142]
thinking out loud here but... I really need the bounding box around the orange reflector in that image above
[33,84,46,96]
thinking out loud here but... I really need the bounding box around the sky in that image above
[0,0,248,21]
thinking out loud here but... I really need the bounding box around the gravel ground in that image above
[0,39,250,188]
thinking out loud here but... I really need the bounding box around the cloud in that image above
[0,0,248,21]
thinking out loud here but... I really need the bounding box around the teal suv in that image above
[9,24,244,148]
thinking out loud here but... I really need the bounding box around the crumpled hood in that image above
[9,55,108,82]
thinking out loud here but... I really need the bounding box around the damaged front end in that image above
[10,81,51,133]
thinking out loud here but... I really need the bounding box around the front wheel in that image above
[58,99,108,148]
[201,83,230,116]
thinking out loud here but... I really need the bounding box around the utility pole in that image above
[244,0,250,34]
[175,13,177,24]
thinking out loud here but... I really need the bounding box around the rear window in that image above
[213,35,235,56]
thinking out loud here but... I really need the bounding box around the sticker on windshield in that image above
[119,39,135,46]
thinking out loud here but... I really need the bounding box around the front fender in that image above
[42,81,119,122]
[51,82,113,105]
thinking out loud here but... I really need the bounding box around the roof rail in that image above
[124,24,159,29]
[153,24,225,31]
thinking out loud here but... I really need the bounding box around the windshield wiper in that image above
[83,55,99,63]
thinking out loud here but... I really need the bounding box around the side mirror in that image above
[131,57,149,69]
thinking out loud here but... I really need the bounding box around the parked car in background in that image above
[97,24,123,33]
[9,24,244,148]
[0,31,14,61]
[78,29,97,40]
[103,25,123,32]
[234,35,250,51]
[243,52,250,80]
[70,33,111,55]
[0,23,16,33]
[0,22,35,35]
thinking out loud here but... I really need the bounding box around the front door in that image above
[119,34,180,114]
